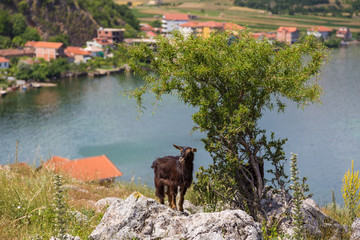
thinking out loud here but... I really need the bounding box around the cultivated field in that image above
[125,0,360,33]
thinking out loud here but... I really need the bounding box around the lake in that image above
[0,45,359,205]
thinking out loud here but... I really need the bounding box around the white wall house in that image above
[162,13,189,36]
[0,57,10,69]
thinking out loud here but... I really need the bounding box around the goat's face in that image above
[173,144,197,163]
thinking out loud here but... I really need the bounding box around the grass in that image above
[0,161,200,240]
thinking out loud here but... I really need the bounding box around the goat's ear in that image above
[192,148,197,153]
[173,144,182,150]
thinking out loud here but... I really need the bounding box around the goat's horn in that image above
[173,144,182,150]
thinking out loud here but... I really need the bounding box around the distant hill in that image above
[0,0,139,47]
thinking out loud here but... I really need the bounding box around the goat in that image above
[151,144,197,212]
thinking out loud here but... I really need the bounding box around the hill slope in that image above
[0,0,139,46]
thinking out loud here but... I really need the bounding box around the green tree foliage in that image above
[121,31,328,220]
[11,14,27,37]
[49,34,69,47]
[0,35,11,49]
[0,10,12,36]
[77,0,139,30]
[21,27,41,42]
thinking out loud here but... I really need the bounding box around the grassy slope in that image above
[127,0,360,33]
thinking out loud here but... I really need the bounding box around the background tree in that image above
[121,31,328,220]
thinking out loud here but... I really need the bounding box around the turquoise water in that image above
[1,46,360,204]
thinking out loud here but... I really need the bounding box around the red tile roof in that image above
[180,21,200,28]
[0,57,9,63]
[65,46,90,57]
[25,41,37,47]
[140,24,154,32]
[198,21,224,28]
[277,27,298,33]
[32,41,64,49]
[308,26,332,32]
[45,155,123,181]
[163,13,189,21]
[146,31,158,37]
[223,22,245,31]
[0,49,34,57]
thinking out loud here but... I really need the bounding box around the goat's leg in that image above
[169,185,178,210]
[155,178,165,204]
[165,185,172,206]
[179,186,187,212]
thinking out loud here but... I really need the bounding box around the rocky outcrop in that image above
[89,192,263,240]
[261,190,346,239]
[350,218,360,240]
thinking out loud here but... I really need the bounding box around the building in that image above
[44,155,123,182]
[97,27,125,43]
[336,27,352,41]
[0,57,10,69]
[307,26,333,39]
[0,48,35,59]
[86,38,113,50]
[84,46,104,57]
[162,13,189,36]
[179,21,245,38]
[27,41,65,61]
[64,46,91,64]
[276,27,300,44]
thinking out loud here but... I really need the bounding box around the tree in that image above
[11,14,27,37]
[121,31,328,220]
[21,27,41,42]
[0,10,12,36]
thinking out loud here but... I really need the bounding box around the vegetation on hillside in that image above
[0,0,139,47]
[121,31,328,221]
[234,0,360,15]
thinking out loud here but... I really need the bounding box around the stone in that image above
[95,197,122,212]
[50,234,81,240]
[262,190,345,239]
[350,217,360,240]
[89,192,262,240]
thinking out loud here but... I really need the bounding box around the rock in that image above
[89,192,262,240]
[69,210,88,223]
[350,218,360,240]
[262,190,345,239]
[50,234,81,240]
[95,197,122,212]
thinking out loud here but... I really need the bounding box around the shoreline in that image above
[0,66,127,98]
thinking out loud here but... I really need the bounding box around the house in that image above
[336,27,352,41]
[252,32,276,43]
[44,155,123,182]
[84,46,104,57]
[64,46,91,64]
[86,38,113,49]
[162,13,189,36]
[276,27,300,44]
[28,41,65,61]
[0,57,10,69]
[140,23,155,33]
[97,27,125,43]
[307,26,333,39]
[179,21,244,38]
[0,48,34,59]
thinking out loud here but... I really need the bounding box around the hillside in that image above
[0,0,139,47]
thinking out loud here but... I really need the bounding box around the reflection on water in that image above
[0,46,359,205]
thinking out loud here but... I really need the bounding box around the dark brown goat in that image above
[151,144,197,211]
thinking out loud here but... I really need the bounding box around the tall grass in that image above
[0,163,159,240]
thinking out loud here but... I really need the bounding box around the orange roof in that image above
[309,26,332,32]
[94,38,112,45]
[146,31,158,37]
[44,155,123,181]
[277,27,298,33]
[223,22,245,31]
[163,13,189,21]
[65,46,90,57]
[180,21,200,28]
[141,24,154,32]
[32,41,63,49]
[198,21,224,28]
[25,41,37,47]
[0,57,9,63]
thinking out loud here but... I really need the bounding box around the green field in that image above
[127,1,360,34]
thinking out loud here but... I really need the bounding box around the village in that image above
[0,12,356,98]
